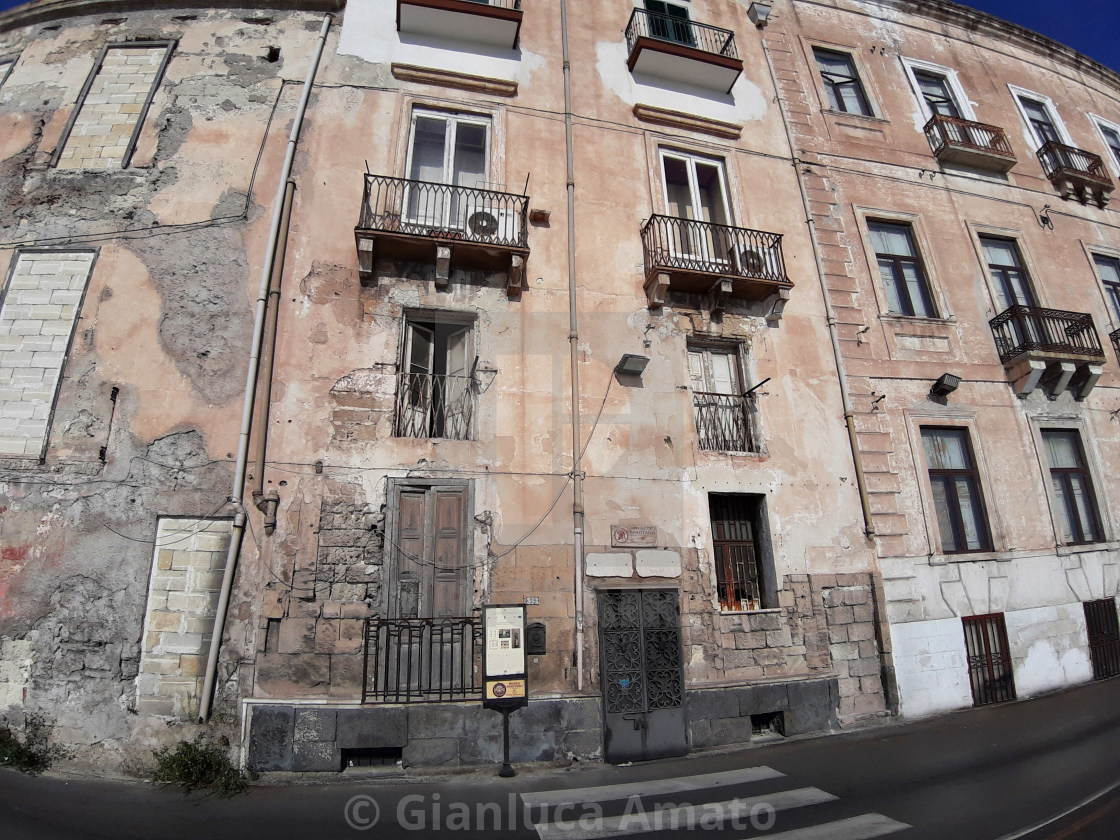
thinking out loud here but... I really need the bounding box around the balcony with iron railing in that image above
[641,215,792,311]
[394,371,476,441]
[1110,327,1120,365]
[355,174,529,292]
[923,115,1017,173]
[624,8,742,93]
[363,617,482,704]
[1036,141,1115,207]
[693,392,756,453]
[397,0,522,50]
[989,305,1105,399]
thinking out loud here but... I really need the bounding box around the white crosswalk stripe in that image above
[520,765,910,840]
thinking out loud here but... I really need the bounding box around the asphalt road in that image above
[2,678,1118,840]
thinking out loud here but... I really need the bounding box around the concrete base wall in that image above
[687,677,838,749]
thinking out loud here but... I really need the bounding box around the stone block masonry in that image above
[0,251,94,457]
[136,518,232,718]
[56,46,168,171]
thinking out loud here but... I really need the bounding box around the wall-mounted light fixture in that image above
[747,2,772,28]
[615,354,650,377]
[930,373,961,399]
[1037,204,1054,230]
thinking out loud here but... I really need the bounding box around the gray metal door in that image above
[597,589,688,763]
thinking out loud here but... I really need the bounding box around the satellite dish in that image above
[468,211,499,236]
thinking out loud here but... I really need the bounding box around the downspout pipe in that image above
[199,14,332,723]
[760,38,875,540]
[560,0,585,692]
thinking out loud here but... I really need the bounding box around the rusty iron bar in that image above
[363,617,483,704]
[1036,140,1114,188]
[923,114,1015,157]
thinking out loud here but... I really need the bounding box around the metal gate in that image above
[597,589,688,763]
[962,613,1016,706]
[1084,598,1120,680]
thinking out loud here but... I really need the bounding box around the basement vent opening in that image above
[266,46,280,63]
[342,747,403,768]
[751,711,785,739]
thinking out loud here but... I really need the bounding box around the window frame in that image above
[1008,86,1073,149]
[686,341,757,453]
[900,58,975,121]
[920,426,994,555]
[854,208,949,321]
[395,309,478,441]
[1089,251,1120,326]
[657,147,735,226]
[1090,113,1120,177]
[1039,428,1104,546]
[975,233,1039,312]
[404,107,493,188]
[50,40,176,170]
[867,219,938,318]
[708,493,776,612]
[812,46,874,117]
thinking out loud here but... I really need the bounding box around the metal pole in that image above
[499,709,515,777]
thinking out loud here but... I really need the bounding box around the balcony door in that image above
[688,346,751,452]
[981,237,1036,310]
[644,0,694,46]
[397,318,474,440]
[661,151,732,265]
[1019,97,1061,146]
[405,111,490,230]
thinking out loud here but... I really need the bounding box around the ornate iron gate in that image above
[597,589,688,763]
[962,613,1016,706]
[1084,598,1120,680]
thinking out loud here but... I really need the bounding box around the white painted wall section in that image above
[889,616,972,718]
[1004,604,1093,698]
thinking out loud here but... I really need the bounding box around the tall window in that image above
[1100,124,1120,170]
[709,494,771,611]
[396,316,475,440]
[979,236,1036,311]
[813,48,872,116]
[644,0,693,45]
[687,346,754,452]
[868,221,936,317]
[1092,254,1120,321]
[921,428,992,554]
[661,150,732,262]
[1018,96,1061,145]
[405,110,490,229]
[1042,430,1102,545]
[912,69,961,118]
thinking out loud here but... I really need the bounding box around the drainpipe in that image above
[251,179,295,535]
[199,14,332,723]
[760,38,875,539]
[560,0,585,692]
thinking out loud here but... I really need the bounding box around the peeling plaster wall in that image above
[0,4,331,771]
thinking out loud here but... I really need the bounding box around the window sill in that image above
[1056,540,1120,556]
[879,313,956,326]
[822,108,889,125]
[719,607,782,615]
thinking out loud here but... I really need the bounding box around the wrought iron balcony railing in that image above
[394,372,475,441]
[363,617,482,704]
[989,305,1104,364]
[624,8,738,59]
[693,391,756,453]
[642,215,787,284]
[358,174,528,249]
[1110,327,1120,364]
[923,115,1016,169]
[1036,141,1114,190]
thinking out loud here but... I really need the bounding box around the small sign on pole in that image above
[482,604,528,777]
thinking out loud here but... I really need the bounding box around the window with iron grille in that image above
[921,427,992,554]
[709,494,772,611]
[813,47,872,116]
[687,345,755,452]
[1041,429,1103,545]
[1084,598,1120,681]
[395,314,476,440]
[962,613,1016,706]
[868,220,937,317]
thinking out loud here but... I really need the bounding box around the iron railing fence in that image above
[363,617,483,704]
[1036,140,1114,188]
[989,305,1103,363]
[641,215,787,283]
[692,391,756,453]
[624,8,737,59]
[461,0,521,9]
[358,174,528,249]
[923,114,1015,158]
[394,372,475,441]
[1111,327,1120,365]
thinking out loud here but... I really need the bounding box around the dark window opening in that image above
[1042,429,1103,545]
[813,47,872,116]
[963,613,1015,706]
[1092,254,1120,322]
[913,70,960,118]
[709,494,773,611]
[751,711,785,738]
[1084,599,1120,681]
[396,317,476,440]
[342,747,403,768]
[921,427,992,554]
[1019,97,1061,145]
[868,220,937,317]
[644,0,694,46]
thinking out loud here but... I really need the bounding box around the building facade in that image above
[0,0,1116,773]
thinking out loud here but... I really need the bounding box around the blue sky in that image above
[0,0,1116,72]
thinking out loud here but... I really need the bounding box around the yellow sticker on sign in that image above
[485,679,526,699]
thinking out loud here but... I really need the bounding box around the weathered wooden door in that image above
[598,589,688,763]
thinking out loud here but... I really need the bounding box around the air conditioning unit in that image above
[466,207,520,243]
[733,244,780,279]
